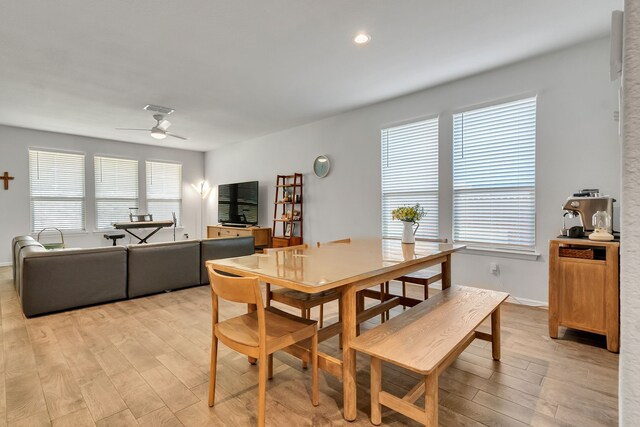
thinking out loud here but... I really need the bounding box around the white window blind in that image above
[29,149,86,232]
[146,161,182,225]
[95,156,139,229]
[453,97,536,251]
[381,118,439,239]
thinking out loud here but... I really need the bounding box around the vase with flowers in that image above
[391,204,425,244]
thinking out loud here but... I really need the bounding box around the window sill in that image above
[459,246,541,261]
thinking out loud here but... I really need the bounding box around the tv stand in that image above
[207,225,271,249]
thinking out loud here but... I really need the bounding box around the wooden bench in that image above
[351,285,509,426]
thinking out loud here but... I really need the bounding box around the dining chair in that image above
[394,238,448,309]
[207,266,319,427]
[316,238,388,326]
[265,244,340,329]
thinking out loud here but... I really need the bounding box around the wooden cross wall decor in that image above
[2,171,14,190]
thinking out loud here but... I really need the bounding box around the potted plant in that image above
[391,204,425,244]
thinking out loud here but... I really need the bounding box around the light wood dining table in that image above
[207,237,465,421]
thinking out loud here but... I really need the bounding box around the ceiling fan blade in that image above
[167,132,188,140]
[158,119,172,131]
[115,128,149,131]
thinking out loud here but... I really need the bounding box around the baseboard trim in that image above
[0,262,12,267]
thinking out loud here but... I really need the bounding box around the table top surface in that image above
[208,238,465,293]
[113,220,175,229]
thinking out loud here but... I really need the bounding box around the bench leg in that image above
[424,372,438,426]
[371,356,382,425]
[491,307,501,361]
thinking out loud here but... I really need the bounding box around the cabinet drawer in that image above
[217,228,250,237]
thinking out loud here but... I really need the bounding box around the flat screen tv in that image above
[218,181,259,226]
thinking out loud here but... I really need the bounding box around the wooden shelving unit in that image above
[272,173,303,247]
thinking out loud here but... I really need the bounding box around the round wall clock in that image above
[313,155,331,178]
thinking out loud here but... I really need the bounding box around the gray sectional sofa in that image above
[14,236,255,317]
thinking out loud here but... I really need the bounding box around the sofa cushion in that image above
[200,236,255,284]
[19,246,127,317]
[127,240,201,298]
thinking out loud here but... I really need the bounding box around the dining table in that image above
[207,237,466,421]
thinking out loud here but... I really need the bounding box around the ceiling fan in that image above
[116,114,187,140]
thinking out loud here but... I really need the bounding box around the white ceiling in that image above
[0,0,623,152]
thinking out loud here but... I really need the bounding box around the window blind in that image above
[29,149,86,232]
[453,97,536,251]
[146,161,182,225]
[95,156,139,229]
[381,118,439,239]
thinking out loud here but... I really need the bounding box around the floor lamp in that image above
[192,181,211,239]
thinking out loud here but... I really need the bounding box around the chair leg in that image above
[302,308,308,369]
[208,336,218,407]
[379,283,386,323]
[338,300,343,349]
[402,281,407,309]
[356,292,364,336]
[268,354,273,380]
[385,282,390,321]
[311,332,319,406]
[258,355,268,427]
[424,282,429,300]
[319,304,324,329]
[265,283,271,307]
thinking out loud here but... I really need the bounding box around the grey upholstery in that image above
[12,235,35,285]
[200,236,255,284]
[13,239,43,295]
[19,246,127,317]
[127,240,201,298]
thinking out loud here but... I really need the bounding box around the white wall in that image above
[0,125,205,265]
[205,37,621,304]
[620,0,640,424]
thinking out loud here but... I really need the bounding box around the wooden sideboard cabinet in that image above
[548,238,620,352]
[207,225,271,249]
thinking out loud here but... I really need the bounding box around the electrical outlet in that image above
[183,233,189,239]
[490,262,499,275]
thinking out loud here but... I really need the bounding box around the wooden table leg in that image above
[371,356,382,425]
[491,307,501,361]
[424,372,438,426]
[441,254,452,290]
[341,284,357,421]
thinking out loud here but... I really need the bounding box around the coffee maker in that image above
[561,189,615,237]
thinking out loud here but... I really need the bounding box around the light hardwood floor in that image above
[0,267,618,426]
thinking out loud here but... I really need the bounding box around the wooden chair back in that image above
[208,266,263,305]
[316,237,351,247]
[263,244,308,255]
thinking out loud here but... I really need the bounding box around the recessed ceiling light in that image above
[353,33,371,45]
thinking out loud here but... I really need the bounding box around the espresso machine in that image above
[561,189,615,237]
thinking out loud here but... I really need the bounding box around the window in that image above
[146,161,182,225]
[95,156,139,229]
[453,97,536,251]
[29,149,86,232]
[381,118,439,239]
